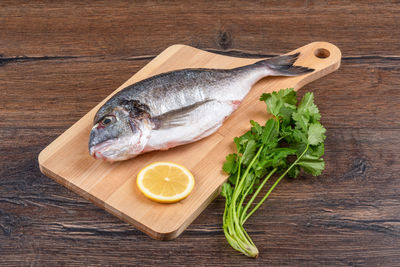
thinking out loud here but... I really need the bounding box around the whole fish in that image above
[89,53,313,161]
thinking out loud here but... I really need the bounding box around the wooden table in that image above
[1,1,399,266]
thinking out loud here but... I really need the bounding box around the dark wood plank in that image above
[1,0,400,58]
[1,0,400,266]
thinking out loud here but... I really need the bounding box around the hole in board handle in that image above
[314,48,330,59]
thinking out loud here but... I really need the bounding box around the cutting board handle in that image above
[287,41,341,90]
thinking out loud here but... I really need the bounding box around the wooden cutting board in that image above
[38,42,341,240]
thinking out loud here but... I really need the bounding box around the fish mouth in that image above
[89,138,143,162]
[89,139,117,161]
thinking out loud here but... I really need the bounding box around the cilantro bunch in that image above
[221,88,326,258]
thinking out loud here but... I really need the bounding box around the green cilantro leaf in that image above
[298,92,321,122]
[250,120,262,136]
[270,148,296,168]
[242,139,257,166]
[308,122,326,145]
[261,92,281,117]
[234,130,253,153]
[279,103,297,122]
[292,111,308,131]
[298,92,314,111]
[223,153,238,174]
[260,88,298,119]
[228,174,237,185]
[291,142,307,157]
[292,128,308,144]
[261,119,278,145]
[296,154,325,176]
[278,88,297,106]
[288,165,300,178]
[309,143,325,158]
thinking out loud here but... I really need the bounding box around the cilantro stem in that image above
[242,228,257,250]
[225,146,264,256]
[233,145,264,203]
[225,161,241,242]
[236,145,265,218]
[237,177,255,218]
[232,145,263,215]
[240,167,277,224]
[242,143,310,224]
[227,164,251,247]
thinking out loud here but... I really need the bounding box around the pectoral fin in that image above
[152,99,212,129]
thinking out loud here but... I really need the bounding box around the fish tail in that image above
[258,52,314,76]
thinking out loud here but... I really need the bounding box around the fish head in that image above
[89,104,152,162]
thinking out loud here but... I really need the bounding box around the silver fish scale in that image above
[102,67,258,118]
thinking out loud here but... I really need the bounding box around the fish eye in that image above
[102,117,113,125]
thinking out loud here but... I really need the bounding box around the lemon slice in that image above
[137,162,195,203]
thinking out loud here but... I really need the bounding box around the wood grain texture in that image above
[1,0,400,265]
[38,42,341,240]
